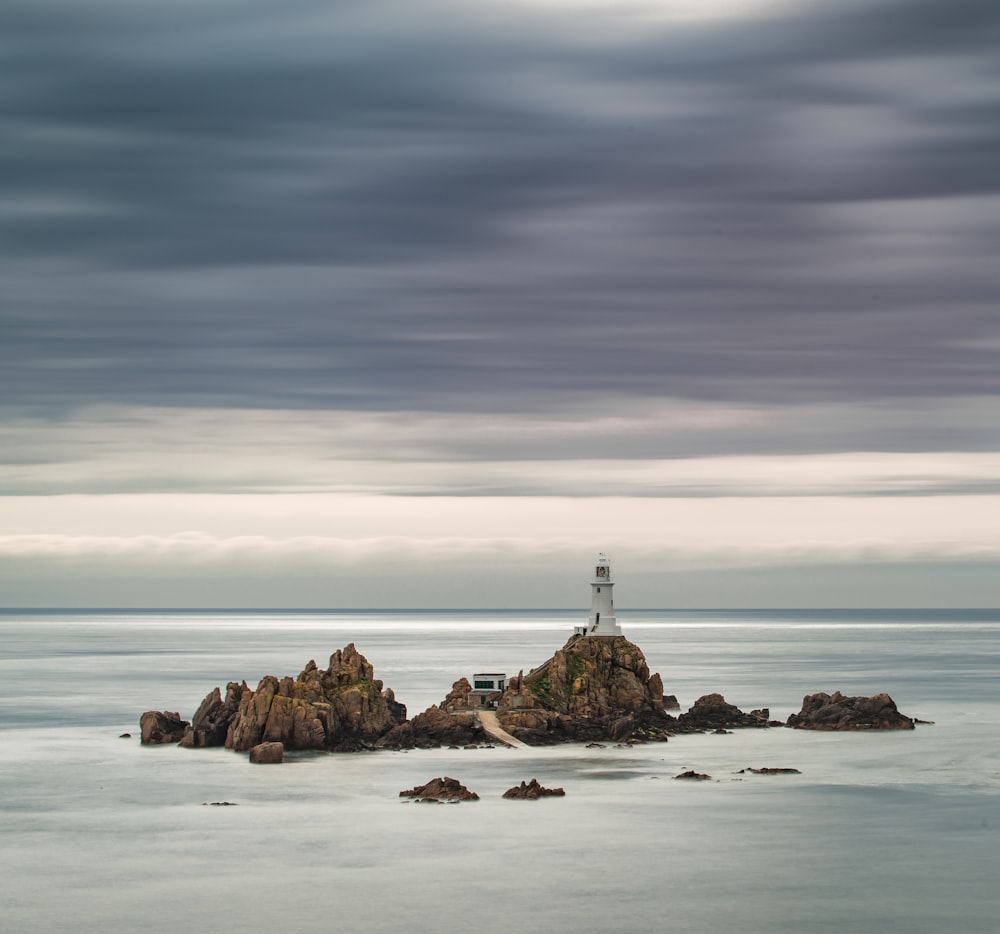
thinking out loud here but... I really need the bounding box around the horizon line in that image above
[2,606,998,613]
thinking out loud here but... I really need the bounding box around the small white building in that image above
[575,553,623,638]
[468,673,506,707]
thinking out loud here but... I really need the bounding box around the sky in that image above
[2,0,999,608]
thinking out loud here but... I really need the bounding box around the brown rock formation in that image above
[439,678,474,711]
[786,691,914,730]
[249,741,284,764]
[222,644,407,752]
[140,710,189,745]
[381,704,486,749]
[399,777,479,802]
[180,682,243,748]
[677,693,771,731]
[502,779,566,799]
[494,635,676,744]
[674,770,711,780]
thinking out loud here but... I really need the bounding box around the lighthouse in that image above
[581,553,623,637]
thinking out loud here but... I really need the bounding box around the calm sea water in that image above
[1,609,998,934]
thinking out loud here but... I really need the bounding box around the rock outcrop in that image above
[399,777,479,802]
[493,635,676,744]
[439,678,474,711]
[180,683,243,748]
[381,705,488,749]
[502,779,566,799]
[222,645,407,751]
[249,741,284,764]
[677,694,771,731]
[148,644,406,755]
[674,770,711,780]
[140,710,189,745]
[786,691,915,731]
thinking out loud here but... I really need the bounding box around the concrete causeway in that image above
[475,709,529,749]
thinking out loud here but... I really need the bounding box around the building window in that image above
[596,586,600,592]
[474,680,495,690]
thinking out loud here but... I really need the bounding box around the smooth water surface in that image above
[1,609,998,933]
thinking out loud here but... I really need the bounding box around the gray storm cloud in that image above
[2,0,999,436]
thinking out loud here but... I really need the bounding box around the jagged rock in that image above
[399,777,479,802]
[221,645,407,752]
[140,710,189,745]
[180,682,242,748]
[737,767,801,774]
[786,691,915,731]
[495,635,677,744]
[502,779,566,799]
[439,678,474,711]
[674,770,711,780]
[249,741,284,764]
[677,693,771,731]
[663,694,681,711]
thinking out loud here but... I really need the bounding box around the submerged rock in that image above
[140,710,189,745]
[737,767,801,775]
[399,777,479,802]
[786,691,914,731]
[673,770,711,781]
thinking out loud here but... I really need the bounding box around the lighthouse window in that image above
[596,587,600,592]
[474,680,496,690]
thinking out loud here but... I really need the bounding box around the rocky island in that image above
[143,644,407,758]
[786,691,915,730]
[139,556,920,759]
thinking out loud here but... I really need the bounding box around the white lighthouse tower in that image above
[581,553,623,637]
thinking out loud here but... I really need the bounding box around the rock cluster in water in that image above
[142,644,406,752]
[140,636,920,757]
[676,693,772,730]
[399,777,479,802]
[502,779,566,799]
[786,691,915,731]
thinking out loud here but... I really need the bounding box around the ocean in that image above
[1,608,998,933]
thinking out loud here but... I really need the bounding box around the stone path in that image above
[476,709,529,749]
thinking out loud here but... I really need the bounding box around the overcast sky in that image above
[2,0,999,607]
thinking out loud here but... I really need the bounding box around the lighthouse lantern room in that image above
[579,553,623,637]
